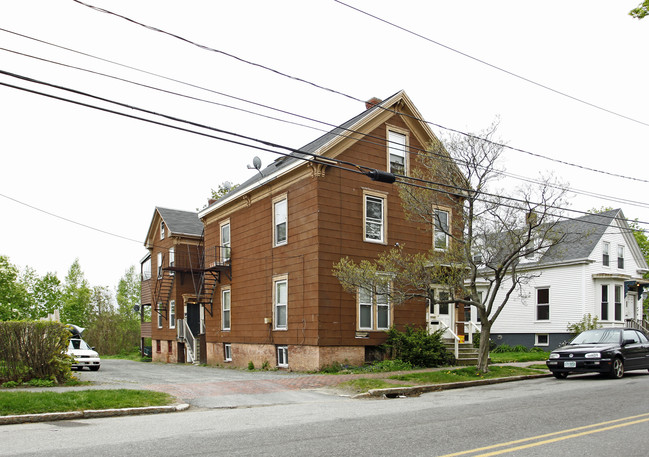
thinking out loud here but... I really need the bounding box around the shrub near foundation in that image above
[0,321,71,384]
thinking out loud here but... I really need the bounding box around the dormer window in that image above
[602,242,610,266]
[160,221,165,240]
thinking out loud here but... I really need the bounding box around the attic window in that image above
[160,222,165,240]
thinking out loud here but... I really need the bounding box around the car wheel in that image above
[89,366,100,371]
[553,372,568,379]
[610,358,624,379]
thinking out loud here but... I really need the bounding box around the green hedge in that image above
[384,326,455,368]
[0,321,71,384]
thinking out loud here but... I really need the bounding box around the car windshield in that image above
[69,339,92,351]
[570,329,621,345]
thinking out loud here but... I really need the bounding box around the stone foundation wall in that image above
[152,339,177,363]
[204,343,365,371]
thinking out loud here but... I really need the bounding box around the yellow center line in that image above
[438,412,649,457]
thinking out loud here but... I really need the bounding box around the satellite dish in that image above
[247,156,263,176]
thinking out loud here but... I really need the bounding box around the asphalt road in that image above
[3,369,649,456]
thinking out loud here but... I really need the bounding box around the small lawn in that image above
[389,366,546,384]
[0,389,174,416]
[489,351,550,363]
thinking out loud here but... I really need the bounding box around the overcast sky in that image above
[1,1,647,291]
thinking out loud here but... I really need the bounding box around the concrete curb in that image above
[0,403,190,426]
[353,373,552,399]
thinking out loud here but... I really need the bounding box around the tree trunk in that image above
[477,322,492,373]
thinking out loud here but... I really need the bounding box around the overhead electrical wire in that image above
[3,27,649,217]
[0,72,646,239]
[333,0,649,129]
[3,42,647,216]
[70,1,649,185]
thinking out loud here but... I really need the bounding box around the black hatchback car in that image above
[546,328,649,379]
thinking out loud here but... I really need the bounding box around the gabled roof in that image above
[198,90,440,219]
[525,209,647,271]
[144,207,202,248]
[538,209,621,264]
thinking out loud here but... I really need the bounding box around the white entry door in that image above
[625,292,637,321]
[428,290,454,338]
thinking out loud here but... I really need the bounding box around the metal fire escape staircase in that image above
[152,253,174,320]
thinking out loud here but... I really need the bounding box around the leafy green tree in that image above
[210,181,239,200]
[19,268,62,320]
[60,259,92,327]
[630,0,649,19]
[116,265,141,321]
[0,256,29,320]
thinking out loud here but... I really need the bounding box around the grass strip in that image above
[0,389,174,416]
[336,378,414,394]
[390,366,546,384]
[489,351,549,363]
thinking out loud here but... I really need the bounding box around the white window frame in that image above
[602,241,610,267]
[433,209,450,251]
[614,285,622,321]
[363,190,387,244]
[169,300,176,329]
[222,288,231,331]
[535,334,549,346]
[157,252,163,279]
[273,276,288,330]
[617,245,624,269]
[601,284,609,321]
[224,343,232,362]
[387,129,408,175]
[157,303,163,328]
[160,221,165,240]
[277,345,288,368]
[536,287,550,321]
[168,247,175,276]
[220,221,231,262]
[357,279,391,331]
[273,196,288,247]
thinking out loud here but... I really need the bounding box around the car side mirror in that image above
[92,347,96,351]
[622,339,636,346]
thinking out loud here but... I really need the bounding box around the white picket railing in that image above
[176,318,196,364]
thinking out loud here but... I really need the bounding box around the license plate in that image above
[564,361,576,368]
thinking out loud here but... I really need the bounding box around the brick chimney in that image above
[365,97,382,110]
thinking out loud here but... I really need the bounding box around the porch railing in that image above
[177,318,196,364]
[626,318,649,334]
[440,321,460,359]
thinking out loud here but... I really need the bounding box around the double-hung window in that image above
[617,245,624,269]
[221,222,231,262]
[222,289,231,331]
[273,197,287,247]
[274,278,287,330]
[434,209,449,251]
[601,285,609,320]
[358,281,390,331]
[160,221,165,240]
[614,285,622,321]
[388,130,407,175]
[364,192,386,243]
[168,247,175,276]
[536,288,550,321]
[157,252,163,279]
[169,300,176,329]
[157,303,163,328]
[602,242,610,266]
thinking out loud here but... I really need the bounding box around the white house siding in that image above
[467,217,648,350]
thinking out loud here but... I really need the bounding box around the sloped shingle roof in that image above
[156,207,203,237]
